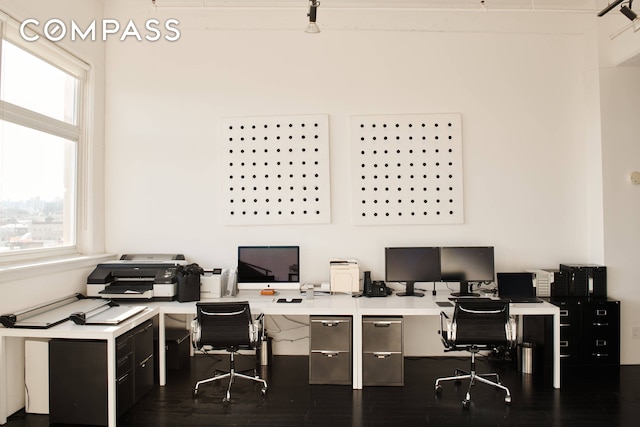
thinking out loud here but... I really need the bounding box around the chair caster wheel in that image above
[462,399,470,409]
[261,387,267,397]
[505,395,512,404]
[192,389,198,398]
[435,384,443,394]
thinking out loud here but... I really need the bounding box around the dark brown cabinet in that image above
[551,298,620,367]
[49,319,155,425]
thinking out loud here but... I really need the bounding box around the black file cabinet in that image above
[49,319,155,425]
[551,298,620,368]
[362,316,403,386]
[309,316,352,385]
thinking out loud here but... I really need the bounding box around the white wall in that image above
[103,2,607,355]
[600,67,640,364]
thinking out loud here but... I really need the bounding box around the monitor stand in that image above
[396,281,425,297]
[449,281,480,297]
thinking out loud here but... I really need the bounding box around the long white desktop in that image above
[0,291,560,427]
[151,289,561,390]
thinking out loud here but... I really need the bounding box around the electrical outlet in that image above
[633,327,640,340]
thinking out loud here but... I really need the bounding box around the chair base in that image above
[193,352,267,403]
[434,351,511,408]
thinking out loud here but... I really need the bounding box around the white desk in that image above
[154,291,561,391]
[0,307,159,427]
[0,293,560,426]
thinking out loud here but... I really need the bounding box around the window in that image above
[0,13,90,260]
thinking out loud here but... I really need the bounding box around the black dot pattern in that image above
[352,114,464,225]
[223,115,330,224]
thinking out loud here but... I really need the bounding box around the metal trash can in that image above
[518,342,535,374]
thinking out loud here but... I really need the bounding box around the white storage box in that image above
[330,260,359,294]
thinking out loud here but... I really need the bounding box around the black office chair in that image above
[191,301,267,403]
[435,300,516,408]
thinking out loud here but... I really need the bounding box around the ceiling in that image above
[152,0,601,12]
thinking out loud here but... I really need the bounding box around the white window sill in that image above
[0,253,117,284]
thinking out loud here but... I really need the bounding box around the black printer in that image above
[87,254,187,300]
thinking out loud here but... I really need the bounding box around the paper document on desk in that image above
[82,306,147,325]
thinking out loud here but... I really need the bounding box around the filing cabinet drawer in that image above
[135,354,154,401]
[362,352,403,386]
[134,320,154,361]
[116,370,134,418]
[309,350,352,385]
[583,337,619,365]
[362,317,402,353]
[310,317,352,351]
[116,351,134,378]
[117,333,134,358]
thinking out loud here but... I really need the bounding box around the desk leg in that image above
[0,336,7,425]
[352,313,362,390]
[107,338,116,427]
[553,311,561,389]
[159,312,167,386]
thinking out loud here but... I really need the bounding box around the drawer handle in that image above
[373,352,392,359]
[596,309,607,316]
[560,323,571,327]
[373,322,392,327]
[321,321,339,327]
[321,351,340,358]
[116,372,129,384]
[560,354,571,358]
[140,354,153,367]
[592,353,609,358]
[560,310,569,317]
[560,341,569,347]
[595,340,607,347]
[593,322,609,327]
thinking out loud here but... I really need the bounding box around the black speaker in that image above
[591,266,607,297]
[363,271,372,289]
[559,264,607,297]
[550,269,569,297]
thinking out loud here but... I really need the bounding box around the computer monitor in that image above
[237,246,300,290]
[440,246,495,297]
[384,247,441,297]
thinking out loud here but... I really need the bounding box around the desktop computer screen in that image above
[237,246,300,290]
[385,247,441,297]
[440,246,495,297]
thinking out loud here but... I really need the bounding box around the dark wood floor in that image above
[6,354,640,426]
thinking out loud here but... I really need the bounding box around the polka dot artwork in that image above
[222,114,331,225]
[351,113,464,225]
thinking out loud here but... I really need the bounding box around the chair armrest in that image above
[250,313,265,346]
[506,316,517,348]
[190,318,201,349]
[439,311,454,349]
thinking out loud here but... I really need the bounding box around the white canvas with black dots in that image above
[222,114,331,225]
[351,113,464,225]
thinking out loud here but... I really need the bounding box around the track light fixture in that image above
[597,0,637,21]
[621,4,638,20]
[306,0,321,34]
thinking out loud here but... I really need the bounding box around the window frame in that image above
[0,11,92,264]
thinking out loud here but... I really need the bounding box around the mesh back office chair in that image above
[191,301,267,403]
[435,300,516,408]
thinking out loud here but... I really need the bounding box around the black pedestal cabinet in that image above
[553,297,620,367]
[523,298,620,377]
[49,319,155,425]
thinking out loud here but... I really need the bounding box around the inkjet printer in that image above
[87,254,187,300]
